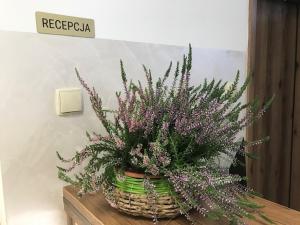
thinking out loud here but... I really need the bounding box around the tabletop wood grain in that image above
[63,185,300,225]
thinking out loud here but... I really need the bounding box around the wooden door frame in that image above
[247,0,300,209]
[246,0,256,196]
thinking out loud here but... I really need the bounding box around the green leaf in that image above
[120,60,127,83]
[206,209,224,221]
[238,199,264,209]
[259,212,275,224]
[245,152,258,160]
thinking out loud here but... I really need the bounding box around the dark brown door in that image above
[247,0,300,210]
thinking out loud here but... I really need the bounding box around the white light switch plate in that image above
[55,88,82,115]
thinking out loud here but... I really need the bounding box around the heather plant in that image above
[57,45,273,225]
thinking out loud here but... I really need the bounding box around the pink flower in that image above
[114,136,125,150]
[143,154,150,165]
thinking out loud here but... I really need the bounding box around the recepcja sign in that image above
[35,12,95,38]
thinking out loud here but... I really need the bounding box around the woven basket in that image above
[103,170,181,219]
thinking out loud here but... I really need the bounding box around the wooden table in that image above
[63,185,300,225]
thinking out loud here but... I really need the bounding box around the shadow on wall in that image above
[0,162,7,225]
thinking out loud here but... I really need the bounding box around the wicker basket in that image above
[103,170,181,219]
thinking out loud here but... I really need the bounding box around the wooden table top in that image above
[63,185,300,225]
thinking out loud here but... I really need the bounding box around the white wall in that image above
[0,31,245,225]
[0,0,249,51]
[0,1,249,224]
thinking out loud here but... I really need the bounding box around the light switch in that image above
[56,88,82,115]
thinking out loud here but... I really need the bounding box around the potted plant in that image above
[57,45,273,225]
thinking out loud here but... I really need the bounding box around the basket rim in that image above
[111,169,172,195]
[124,170,161,179]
